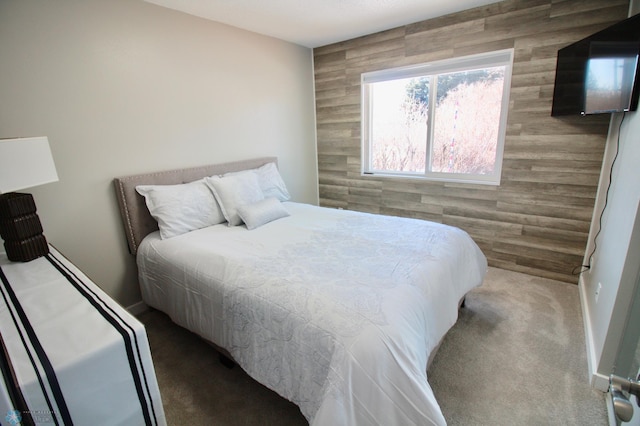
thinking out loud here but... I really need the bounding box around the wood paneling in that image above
[313,0,630,283]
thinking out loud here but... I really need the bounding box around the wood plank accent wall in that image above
[313,0,630,284]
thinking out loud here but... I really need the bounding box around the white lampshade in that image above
[0,137,59,194]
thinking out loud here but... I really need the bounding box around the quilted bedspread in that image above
[137,202,487,425]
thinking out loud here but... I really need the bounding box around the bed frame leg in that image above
[219,353,235,369]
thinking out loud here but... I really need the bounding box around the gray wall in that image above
[0,0,318,307]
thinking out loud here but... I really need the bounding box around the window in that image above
[361,49,513,185]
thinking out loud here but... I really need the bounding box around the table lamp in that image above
[0,137,59,262]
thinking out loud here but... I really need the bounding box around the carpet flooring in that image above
[138,266,608,425]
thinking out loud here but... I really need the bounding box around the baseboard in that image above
[579,276,611,392]
[127,300,149,316]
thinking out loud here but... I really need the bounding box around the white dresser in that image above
[0,246,166,425]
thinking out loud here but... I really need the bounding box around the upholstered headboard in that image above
[113,157,277,255]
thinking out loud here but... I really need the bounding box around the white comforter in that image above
[137,202,487,425]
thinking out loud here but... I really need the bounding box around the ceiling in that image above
[143,0,499,48]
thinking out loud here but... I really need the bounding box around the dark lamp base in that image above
[4,235,49,262]
[0,192,50,262]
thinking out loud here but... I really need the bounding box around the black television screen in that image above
[552,14,640,116]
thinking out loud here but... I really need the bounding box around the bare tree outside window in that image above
[432,68,504,174]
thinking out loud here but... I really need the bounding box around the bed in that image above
[114,157,487,426]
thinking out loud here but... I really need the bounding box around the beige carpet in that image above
[428,267,607,425]
[138,267,608,425]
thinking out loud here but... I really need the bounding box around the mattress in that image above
[137,202,487,425]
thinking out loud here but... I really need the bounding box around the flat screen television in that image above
[551,13,640,116]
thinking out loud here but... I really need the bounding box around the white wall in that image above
[581,112,640,390]
[0,0,318,307]
[580,1,640,390]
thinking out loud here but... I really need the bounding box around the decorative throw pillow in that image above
[205,172,265,226]
[237,197,290,230]
[136,179,225,239]
[226,162,290,201]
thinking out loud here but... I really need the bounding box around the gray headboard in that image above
[113,157,277,255]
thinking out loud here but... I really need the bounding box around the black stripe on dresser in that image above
[0,266,68,425]
[46,253,157,426]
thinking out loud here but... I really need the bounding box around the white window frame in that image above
[361,49,514,185]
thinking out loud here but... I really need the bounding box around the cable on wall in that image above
[573,111,626,276]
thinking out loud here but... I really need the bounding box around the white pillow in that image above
[205,172,265,226]
[136,179,225,239]
[227,162,290,201]
[237,197,290,230]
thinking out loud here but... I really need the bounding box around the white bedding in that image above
[137,202,487,425]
